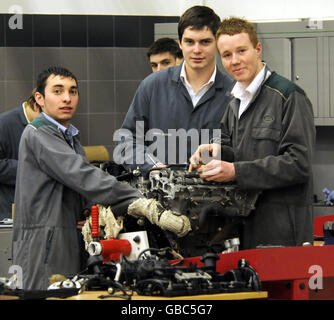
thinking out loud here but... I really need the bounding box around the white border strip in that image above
[1,0,182,16]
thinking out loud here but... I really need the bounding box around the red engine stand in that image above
[173,245,334,300]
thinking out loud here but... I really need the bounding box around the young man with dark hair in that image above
[0,88,40,220]
[190,17,316,250]
[147,37,183,72]
[118,6,234,175]
[177,4,221,43]
[12,66,191,290]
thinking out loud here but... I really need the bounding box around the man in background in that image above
[147,37,183,72]
[0,89,40,220]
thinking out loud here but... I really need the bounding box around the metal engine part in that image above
[103,163,260,256]
[128,166,260,218]
[79,252,262,298]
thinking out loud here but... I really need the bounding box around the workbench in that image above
[59,290,268,300]
[3,215,334,300]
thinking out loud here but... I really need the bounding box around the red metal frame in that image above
[314,214,334,238]
[173,245,334,299]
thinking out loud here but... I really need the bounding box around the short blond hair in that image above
[216,17,259,48]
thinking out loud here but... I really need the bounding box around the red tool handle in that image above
[100,239,132,262]
[91,205,99,239]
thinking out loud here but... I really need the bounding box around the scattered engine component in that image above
[0,278,80,300]
[84,204,151,263]
[222,238,240,253]
[61,249,261,298]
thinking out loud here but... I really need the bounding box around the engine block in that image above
[128,166,259,218]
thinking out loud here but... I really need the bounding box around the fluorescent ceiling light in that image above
[309,17,334,21]
[249,18,302,23]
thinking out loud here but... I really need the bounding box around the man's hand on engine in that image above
[197,159,236,182]
[189,143,221,172]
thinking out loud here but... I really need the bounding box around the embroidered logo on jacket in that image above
[263,114,274,123]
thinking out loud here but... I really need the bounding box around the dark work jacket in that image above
[221,68,316,249]
[0,105,27,219]
[12,114,142,290]
[118,64,234,174]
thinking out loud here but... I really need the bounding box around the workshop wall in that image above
[0,14,178,154]
[314,127,334,201]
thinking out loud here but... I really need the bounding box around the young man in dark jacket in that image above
[0,89,40,220]
[117,6,234,175]
[190,17,316,250]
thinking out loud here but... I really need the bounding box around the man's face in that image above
[217,32,262,87]
[35,75,79,128]
[149,52,177,72]
[179,26,217,73]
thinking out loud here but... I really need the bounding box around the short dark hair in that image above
[178,6,221,41]
[36,66,78,96]
[147,37,183,59]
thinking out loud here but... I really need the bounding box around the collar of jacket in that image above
[19,104,29,126]
[170,63,230,108]
[229,65,274,119]
[29,113,59,131]
[171,63,226,90]
[29,114,81,147]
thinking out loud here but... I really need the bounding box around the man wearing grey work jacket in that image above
[190,17,316,250]
[12,67,192,290]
